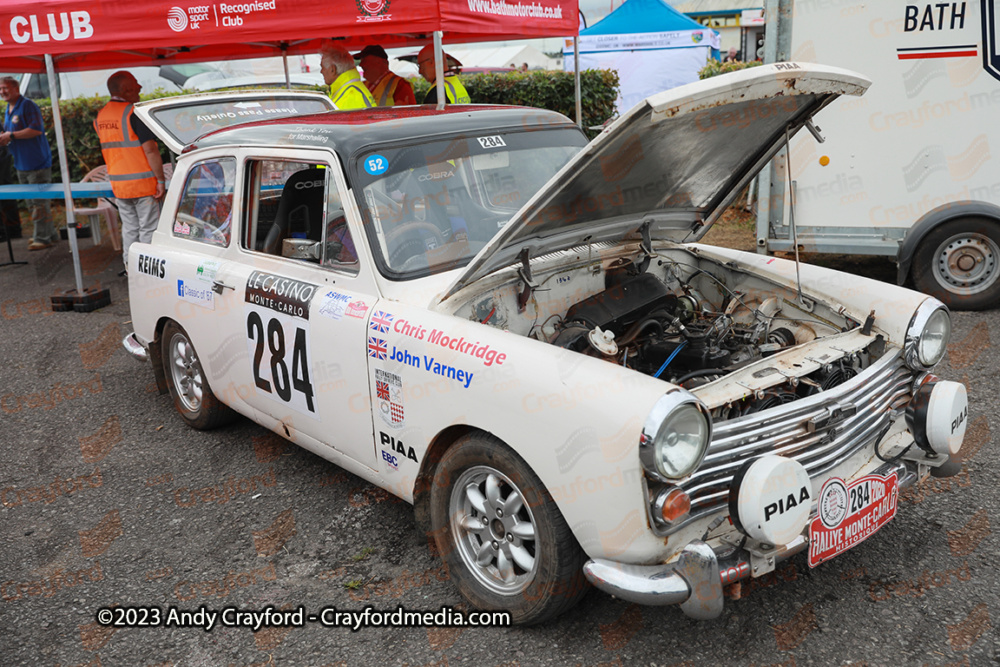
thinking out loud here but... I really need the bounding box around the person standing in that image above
[94,71,165,274]
[0,76,56,250]
[416,45,470,105]
[319,41,375,110]
[355,45,416,107]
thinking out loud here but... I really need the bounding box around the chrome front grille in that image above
[660,350,913,535]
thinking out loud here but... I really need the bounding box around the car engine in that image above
[545,260,867,421]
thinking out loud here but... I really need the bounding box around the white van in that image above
[757,0,1000,309]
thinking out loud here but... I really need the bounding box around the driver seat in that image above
[262,168,326,255]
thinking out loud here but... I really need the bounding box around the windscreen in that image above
[353,127,587,280]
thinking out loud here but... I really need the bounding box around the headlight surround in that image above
[905,301,951,370]
[639,391,712,481]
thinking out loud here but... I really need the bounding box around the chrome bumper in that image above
[583,461,919,618]
[122,333,149,363]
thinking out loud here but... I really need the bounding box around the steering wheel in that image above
[386,221,446,269]
[176,212,226,245]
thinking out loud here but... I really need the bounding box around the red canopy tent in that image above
[0,0,579,301]
[0,0,577,71]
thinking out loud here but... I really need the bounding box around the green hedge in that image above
[30,69,619,182]
[411,69,619,137]
[698,59,763,79]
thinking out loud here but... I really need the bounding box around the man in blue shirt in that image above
[0,76,55,250]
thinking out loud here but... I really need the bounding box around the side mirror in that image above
[282,238,321,262]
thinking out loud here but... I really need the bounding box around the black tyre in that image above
[161,320,237,430]
[912,217,1000,310]
[429,432,588,625]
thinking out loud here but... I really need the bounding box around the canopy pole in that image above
[573,36,582,128]
[45,54,84,295]
[433,31,445,111]
[281,43,291,91]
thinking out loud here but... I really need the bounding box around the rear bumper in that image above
[122,332,149,363]
[583,460,919,618]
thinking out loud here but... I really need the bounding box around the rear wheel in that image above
[429,432,588,625]
[912,218,1000,310]
[161,320,236,430]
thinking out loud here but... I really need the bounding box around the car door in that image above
[215,148,379,470]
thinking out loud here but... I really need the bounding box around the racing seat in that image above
[262,168,326,256]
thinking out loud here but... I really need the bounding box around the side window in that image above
[322,180,359,275]
[243,159,358,275]
[173,158,236,247]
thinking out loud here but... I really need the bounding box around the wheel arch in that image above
[897,201,1000,284]
[147,316,174,395]
[412,423,481,533]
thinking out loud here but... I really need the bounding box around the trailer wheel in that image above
[911,218,1000,310]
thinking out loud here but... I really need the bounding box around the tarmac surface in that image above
[0,233,997,667]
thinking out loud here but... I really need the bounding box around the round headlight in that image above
[919,308,951,367]
[649,403,710,479]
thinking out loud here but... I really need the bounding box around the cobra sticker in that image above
[244,271,319,419]
[374,369,405,428]
[808,473,898,568]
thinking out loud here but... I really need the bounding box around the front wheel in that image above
[161,320,237,430]
[912,217,1000,310]
[429,432,588,624]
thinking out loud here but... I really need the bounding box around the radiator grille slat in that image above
[659,351,912,535]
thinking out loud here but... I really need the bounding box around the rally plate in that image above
[807,473,898,568]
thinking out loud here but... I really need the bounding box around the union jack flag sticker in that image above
[370,310,393,333]
[368,337,387,360]
[376,380,390,400]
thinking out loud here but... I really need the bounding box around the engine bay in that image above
[458,244,888,422]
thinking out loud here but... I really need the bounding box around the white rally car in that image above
[123,64,968,624]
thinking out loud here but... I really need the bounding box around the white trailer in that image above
[757,0,1000,309]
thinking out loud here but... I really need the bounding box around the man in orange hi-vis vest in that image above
[95,71,165,276]
[355,45,416,107]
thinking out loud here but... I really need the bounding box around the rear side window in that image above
[173,158,236,247]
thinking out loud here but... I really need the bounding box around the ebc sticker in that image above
[476,135,506,149]
[364,154,389,175]
[243,271,319,419]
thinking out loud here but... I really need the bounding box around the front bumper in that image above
[583,460,919,619]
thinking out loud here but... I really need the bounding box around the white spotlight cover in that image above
[926,381,968,456]
[732,455,813,545]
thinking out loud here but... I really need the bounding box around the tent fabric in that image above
[564,0,718,115]
[0,0,579,73]
[580,0,706,35]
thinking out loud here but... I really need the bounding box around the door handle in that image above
[212,280,235,295]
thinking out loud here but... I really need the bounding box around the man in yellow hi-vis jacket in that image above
[319,41,375,110]
[417,45,470,106]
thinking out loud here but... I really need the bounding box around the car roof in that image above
[191,105,579,158]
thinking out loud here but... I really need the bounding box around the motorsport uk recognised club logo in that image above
[167,7,188,31]
[168,6,211,31]
[356,0,391,22]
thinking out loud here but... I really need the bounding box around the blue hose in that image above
[653,341,687,379]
